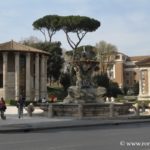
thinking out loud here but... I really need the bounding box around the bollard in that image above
[27,103,34,117]
[134,103,140,117]
[78,104,83,119]
[109,103,114,118]
[47,104,53,118]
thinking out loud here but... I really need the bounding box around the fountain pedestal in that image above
[63,60,106,104]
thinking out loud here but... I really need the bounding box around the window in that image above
[126,80,129,84]
[115,55,120,59]
[126,72,129,76]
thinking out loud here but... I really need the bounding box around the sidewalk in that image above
[0,106,150,133]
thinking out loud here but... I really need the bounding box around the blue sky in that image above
[0,0,150,56]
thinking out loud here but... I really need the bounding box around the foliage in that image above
[133,81,139,95]
[33,15,100,57]
[107,81,123,97]
[137,100,150,109]
[59,72,71,91]
[115,95,126,103]
[34,42,64,82]
[9,100,17,106]
[66,45,96,61]
[123,82,139,96]
[47,87,67,101]
[6,100,33,106]
[20,36,42,45]
[92,74,123,97]
[21,39,64,83]
[60,15,100,51]
[92,73,109,88]
[5,99,17,106]
[95,41,118,74]
[123,86,128,95]
[33,15,61,42]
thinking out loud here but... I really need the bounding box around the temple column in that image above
[15,52,20,100]
[26,53,31,100]
[44,56,48,98]
[35,53,39,100]
[40,55,46,98]
[139,69,142,96]
[148,69,150,95]
[3,52,8,100]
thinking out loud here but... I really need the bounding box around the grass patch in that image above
[5,87,67,105]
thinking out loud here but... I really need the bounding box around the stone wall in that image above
[0,88,4,98]
[7,72,15,99]
[42,103,132,118]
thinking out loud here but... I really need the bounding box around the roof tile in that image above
[0,40,49,55]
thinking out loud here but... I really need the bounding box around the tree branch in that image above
[47,29,55,43]
[75,31,87,49]
[65,32,76,49]
[40,29,47,42]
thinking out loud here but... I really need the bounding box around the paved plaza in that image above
[0,106,150,133]
[1,106,71,125]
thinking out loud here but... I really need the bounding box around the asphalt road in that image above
[0,123,150,150]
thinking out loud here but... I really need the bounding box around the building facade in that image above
[136,58,150,100]
[0,40,48,101]
[107,52,150,100]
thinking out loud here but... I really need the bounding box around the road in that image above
[0,123,150,150]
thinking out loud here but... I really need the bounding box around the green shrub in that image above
[47,87,67,101]
[59,72,71,91]
[137,100,150,108]
[9,100,17,106]
[6,99,34,106]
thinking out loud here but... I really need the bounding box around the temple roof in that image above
[0,40,49,55]
[136,57,150,66]
[128,56,150,61]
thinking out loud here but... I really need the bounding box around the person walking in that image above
[17,95,25,119]
[0,97,7,120]
[27,103,34,117]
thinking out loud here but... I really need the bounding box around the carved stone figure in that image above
[63,48,106,104]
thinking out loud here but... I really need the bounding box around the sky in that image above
[0,0,150,56]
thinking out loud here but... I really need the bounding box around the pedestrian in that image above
[50,95,57,103]
[110,97,115,103]
[34,97,37,102]
[42,97,47,103]
[106,97,109,103]
[17,95,25,119]
[0,97,7,120]
[38,97,42,103]
[27,103,34,117]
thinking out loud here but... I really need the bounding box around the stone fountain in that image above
[63,48,106,104]
[45,48,132,118]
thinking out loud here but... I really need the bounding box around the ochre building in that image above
[0,40,49,101]
[107,52,150,100]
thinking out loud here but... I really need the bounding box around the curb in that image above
[1,118,150,133]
